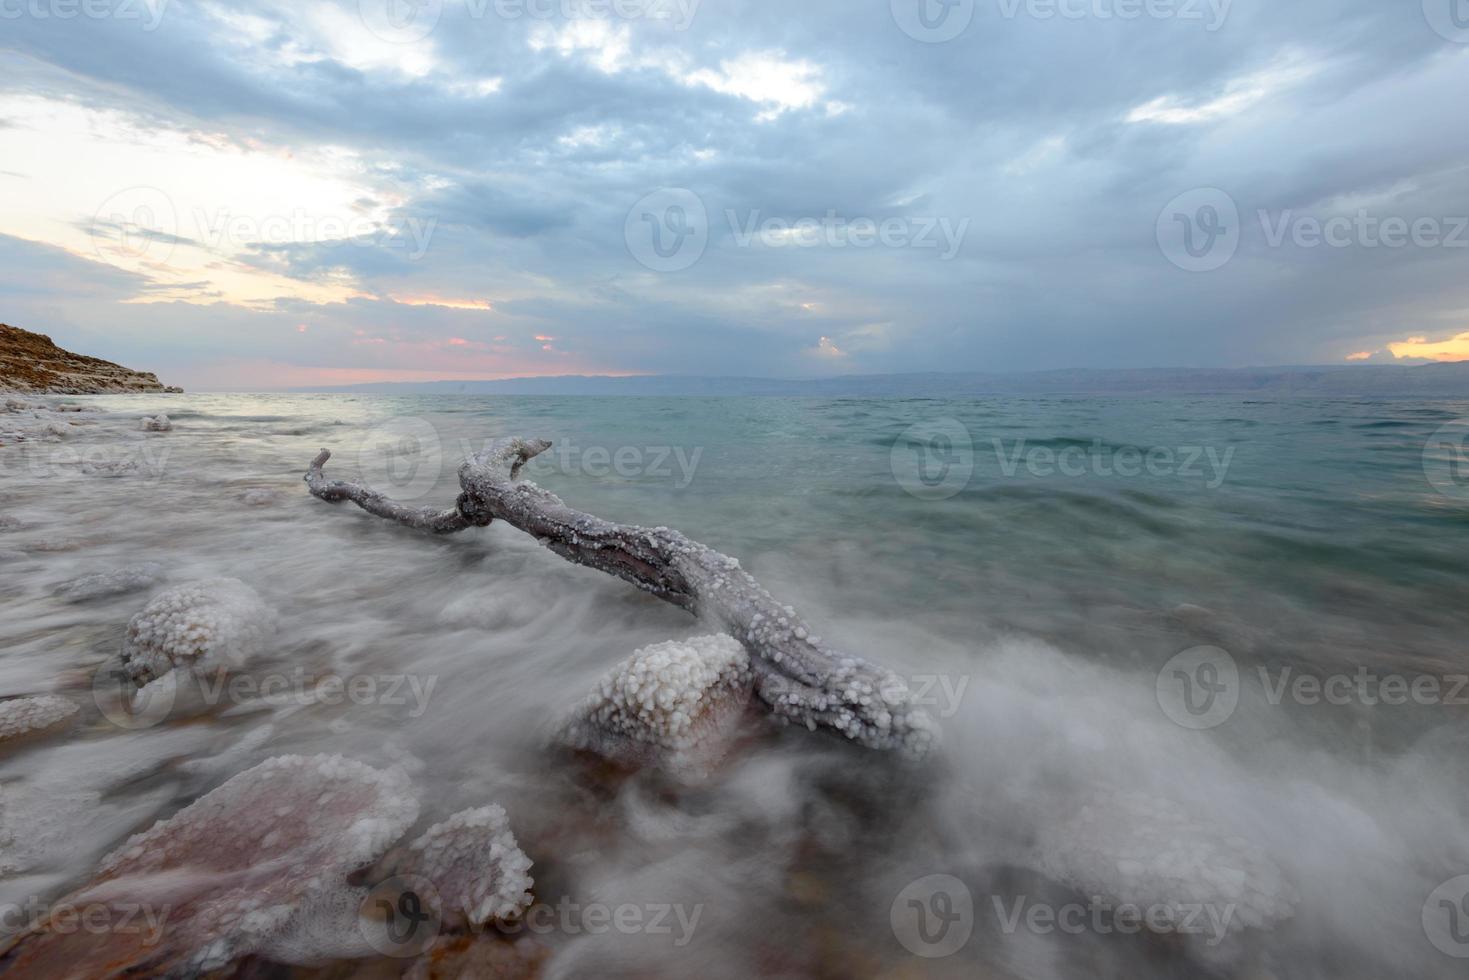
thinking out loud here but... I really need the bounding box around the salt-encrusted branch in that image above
[306,439,934,756]
[305,449,480,535]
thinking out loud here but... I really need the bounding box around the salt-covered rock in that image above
[1036,790,1298,938]
[0,695,78,743]
[558,634,754,779]
[0,755,421,976]
[122,578,276,685]
[54,562,167,602]
[139,414,172,432]
[403,806,534,927]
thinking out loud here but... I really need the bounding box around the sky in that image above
[1,0,1468,389]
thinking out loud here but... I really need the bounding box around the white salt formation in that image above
[559,634,754,779]
[1037,790,1298,936]
[13,755,423,975]
[405,806,534,926]
[121,578,276,685]
[0,695,77,743]
[54,562,167,601]
[139,414,172,432]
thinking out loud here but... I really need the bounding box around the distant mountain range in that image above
[288,362,1469,397]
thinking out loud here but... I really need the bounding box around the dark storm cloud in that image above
[2,0,1468,381]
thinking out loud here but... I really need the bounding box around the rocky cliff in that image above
[0,323,181,394]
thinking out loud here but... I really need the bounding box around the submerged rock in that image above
[139,414,172,432]
[403,806,534,928]
[0,695,78,744]
[558,634,754,780]
[121,578,276,686]
[1036,789,1298,938]
[54,562,167,602]
[0,755,420,975]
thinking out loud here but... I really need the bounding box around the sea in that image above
[1,391,1467,978]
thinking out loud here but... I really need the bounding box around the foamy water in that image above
[1,392,1467,978]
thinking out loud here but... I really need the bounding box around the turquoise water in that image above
[3,392,1468,978]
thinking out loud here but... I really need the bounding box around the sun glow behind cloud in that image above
[0,94,408,308]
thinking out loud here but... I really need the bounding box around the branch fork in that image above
[306,439,934,756]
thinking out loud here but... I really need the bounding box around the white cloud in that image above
[684,51,830,120]
[1127,56,1319,125]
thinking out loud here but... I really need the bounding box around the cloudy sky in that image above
[2,0,1468,388]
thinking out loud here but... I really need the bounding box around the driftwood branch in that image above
[305,439,934,756]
